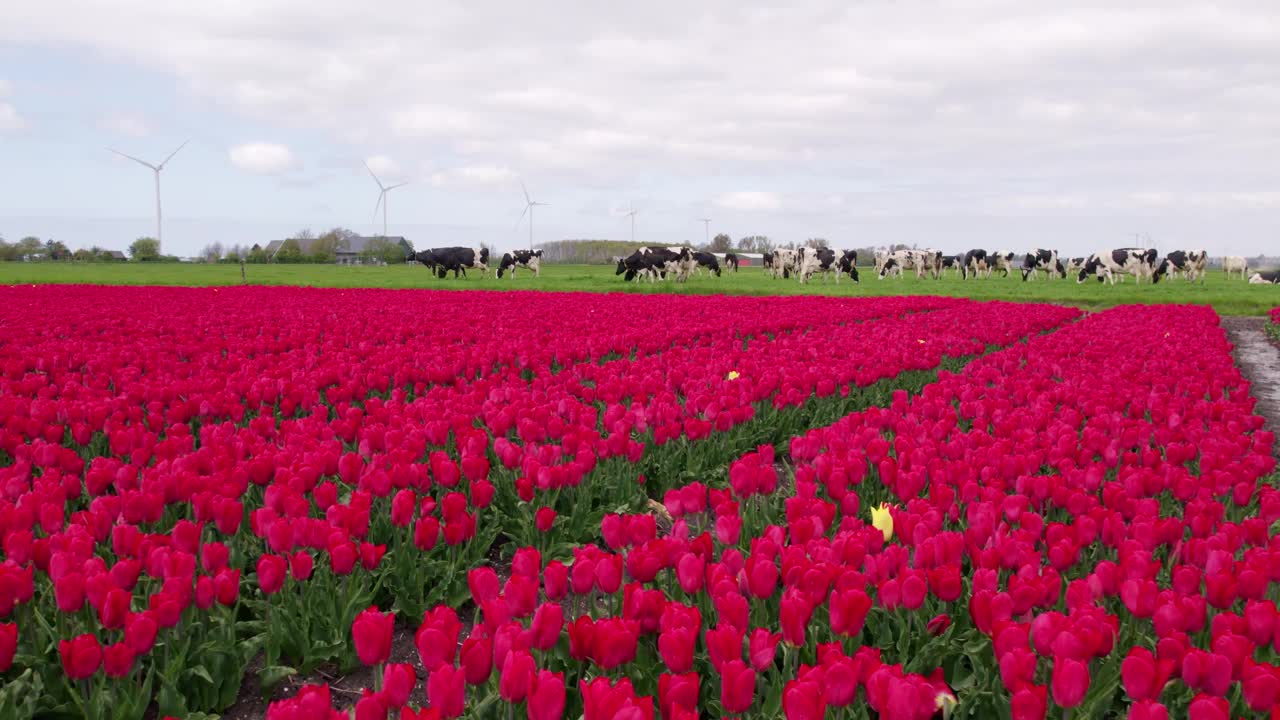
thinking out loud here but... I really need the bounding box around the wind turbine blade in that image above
[373,190,385,219]
[386,182,409,191]
[363,161,386,190]
[520,180,531,205]
[158,139,190,169]
[108,148,157,170]
[514,204,529,229]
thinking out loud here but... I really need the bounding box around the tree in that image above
[274,239,303,263]
[294,228,316,241]
[247,244,270,264]
[361,236,393,263]
[129,237,161,261]
[200,242,225,263]
[708,233,733,253]
[0,238,15,262]
[804,238,829,249]
[73,248,94,262]
[44,240,71,260]
[15,236,43,259]
[737,236,773,253]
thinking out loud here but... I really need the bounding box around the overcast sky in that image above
[1,1,1278,257]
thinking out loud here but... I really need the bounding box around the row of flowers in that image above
[260,303,1280,718]
[0,286,1078,717]
[262,302,1280,717]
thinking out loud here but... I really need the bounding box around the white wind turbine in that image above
[516,181,548,251]
[697,218,711,247]
[365,161,408,238]
[624,206,639,243]
[107,139,189,255]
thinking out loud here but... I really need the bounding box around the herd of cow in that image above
[406,244,1279,286]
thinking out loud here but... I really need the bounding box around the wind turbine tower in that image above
[108,140,189,255]
[625,207,639,243]
[365,161,408,238]
[698,218,711,247]
[517,182,548,251]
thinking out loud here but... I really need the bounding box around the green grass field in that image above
[2,261,1275,315]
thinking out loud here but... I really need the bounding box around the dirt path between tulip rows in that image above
[1222,316,1280,456]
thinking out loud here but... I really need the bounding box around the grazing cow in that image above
[1021,249,1064,281]
[496,249,543,279]
[1249,271,1280,284]
[911,250,944,279]
[988,251,1017,277]
[765,248,799,279]
[877,249,913,279]
[835,250,860,283]
[414,247,490,279]
[616,246,694,283]
[873,250,890,276]
[1224,256,1249,280]
[691,251,722,277]
[724,252,739,272]
[1152,249,1207,284]
[960,249,989,280]
[1077,248,1158,285]
[1064,257,1087,276]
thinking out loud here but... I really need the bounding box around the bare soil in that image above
[1222,316,1280,456]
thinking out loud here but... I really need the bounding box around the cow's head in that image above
[615,258,628,275]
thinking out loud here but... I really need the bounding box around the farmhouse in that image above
[262,236,413,264]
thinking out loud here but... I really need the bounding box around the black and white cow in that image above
[913,250,945,279]
[1224,256,1249,280]
[1077,248,1158,284]
[691,251,722,277]
[414,247,490,279]
[766,248,799,279]
[1152,249,1207,284]
[1021,249,1064,281]
[496,249,543,279]
[835,250,859,283]
[615,247,695,282]
[1249,271,1280,285]
[724,253,739,272]
[1064,257,1087,276]
[960,249,989,280]
[877,249,912,279]
[988,251,1016,277]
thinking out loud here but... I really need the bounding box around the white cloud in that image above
[715,191,782,211]
[363,155,402,179]
[100,111,150,137]
[430,165,517,189]
[228,142,297,174]
[0,103,24,133]
[0,79,10,96]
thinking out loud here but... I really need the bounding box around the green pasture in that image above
[1,261,1275,315]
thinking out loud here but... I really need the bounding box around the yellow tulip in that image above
[727,370,740,381]
[870,503,894,542]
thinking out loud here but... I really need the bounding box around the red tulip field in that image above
[2,285,1279,720]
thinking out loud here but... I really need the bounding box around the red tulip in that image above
[1126,700,1168,720]
[499,650,536,703]
[830,588,872,637]
[926,615,951,636]
[748,628,781,671]
[1010,683,1047,720]
[529,603,564,650]
[0,622,15,672]
[544,560,568,600]
[100,586,131,629]
[257,554,287,595]
[780,589,812,646]
[659,627,696,674]
[784,678,827,720]
[382,663,416,708]
[59,633,102,679]
[103,641,136,678]
[1186,694,1228,720]
[592,618,639,670]
[468,567,500,605]
[659,673,699,720]
[427,663,466,718]
[535,507,556,533]
[460,635,493,685]
[1051,657,1089,708]
[354,690,387,720]
[1121,647,1158,701]
[527,669,566,720]
[719,659,756,714]
[55,572,86,613]
[352,606,394,666]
